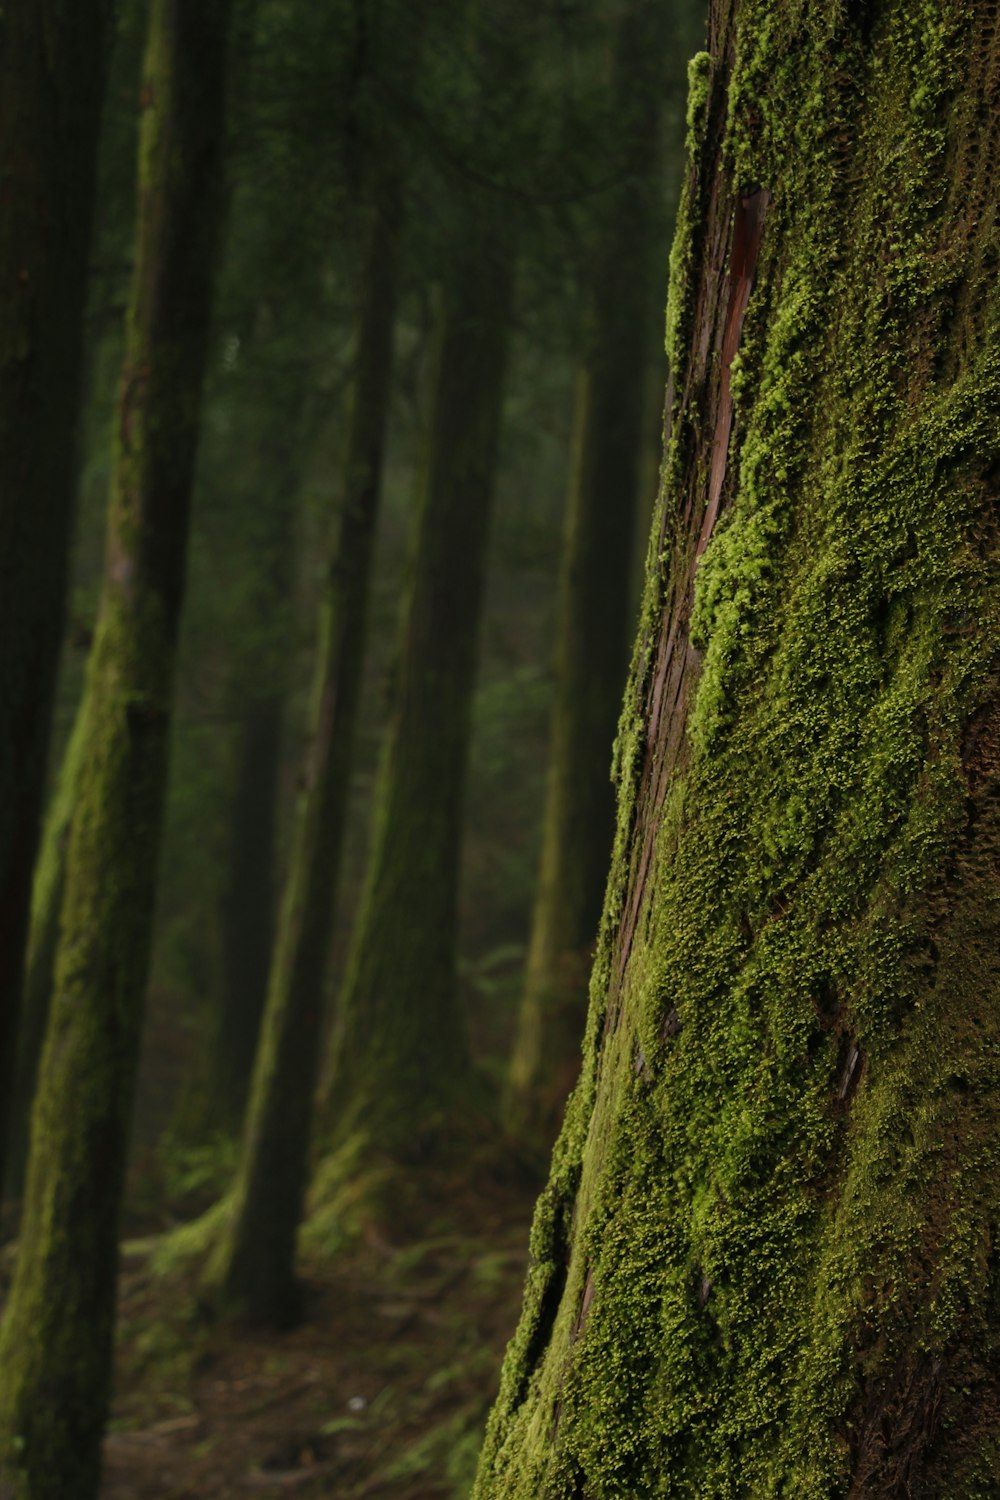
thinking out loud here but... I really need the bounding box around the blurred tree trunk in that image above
[0,0,114,1196]
[0,0,233,1491]
[5,703,89,1204]
[474,2,1000,1495]
[204,151,407,1325]
[321,206,515,1193]
[3,7,150,1211]
[506,0,677,1147]
[206,380,302,1135]
[214,688,287,1124]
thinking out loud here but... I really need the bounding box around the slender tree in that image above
[166,0,360,1142]
[0,0,114,1193]
[3,10,147,1205]
[0,0,234,1490]
[506,0,685,1145]
[321,195,516,1187]
[204,50,413,1322]
[5,704,90,1203]
[203,333,305,1135]
[474,0,1000,1493]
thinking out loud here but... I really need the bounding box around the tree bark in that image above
[475,1,1000,1495]
[5,701,89,1205]
[204,159,407,1326]
[321,204,515,1188]
[0,0,114,1195]
[506,0,678,1147]
[3,6,150,1210]
[0,0,233,1492]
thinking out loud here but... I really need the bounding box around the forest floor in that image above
[99,1175,535,1500]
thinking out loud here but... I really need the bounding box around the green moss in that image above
[475,2,1000,1496]
[0,590,178,1500]
[664,51,712,393]
[6,698,90,1196]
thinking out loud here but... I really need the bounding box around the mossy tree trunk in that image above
[4,13,148,1205]
[0,0,113,1195]
[5,703,90,1205]
[204,156,408,1325]
[321,208,515,1186]
[0,0,233,1492]
[475,2,1000,1496]
[506,0,679,1147]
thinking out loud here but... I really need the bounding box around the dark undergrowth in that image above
[4,1169,535,1500]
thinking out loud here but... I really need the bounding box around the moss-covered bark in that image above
[5,699,89,1205]
[475,2,1000,1496]
[0,0,233,1492]
[0,0,113,1194]
[506,0,681,1147]
[321,207,515,1187]
[204,159,407,1325]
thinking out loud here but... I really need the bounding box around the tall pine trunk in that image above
[0,0,232,1492]
[322,207,515,1187]
[0,0,113,1194]
[475,1,1000,1495]
[204,163,407,1326]
[506,0,676,1146]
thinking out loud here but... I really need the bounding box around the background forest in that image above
[0,0,704,1495]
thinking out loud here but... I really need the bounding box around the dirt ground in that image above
[100,1182,533,1500]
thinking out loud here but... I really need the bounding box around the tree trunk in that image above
[321,208,515,1188]
[0,0,113,1195]
[183,48,334,1137]
[506,0,678,1146]
[0,0,232,1492]
[204,382,302,1137]
[213,697,286,1129]
[204,164,407,1326]
[5,13,150,1207]
[474,2,1000,1496]
[5,701,89,1205]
